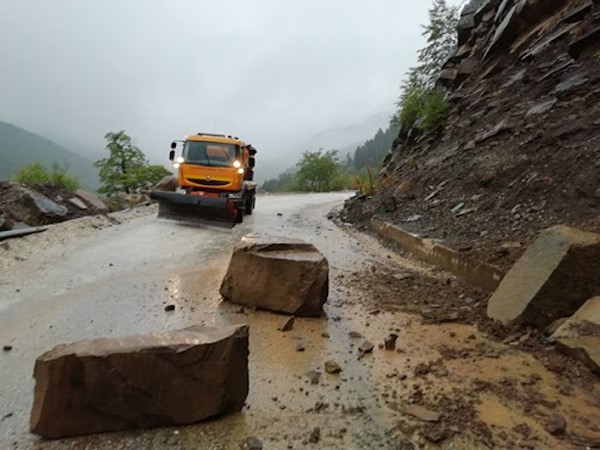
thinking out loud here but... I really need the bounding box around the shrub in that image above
[13,161,79,191]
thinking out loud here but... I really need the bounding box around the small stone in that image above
[324,360,342,374]
[3,345,13,352]
[404,404,441,422]
[384,334,398,350]
[348,331,362,339]
[544,414,567,435]
[305,370,321,384]
[321,332,330,338]
[277,213,283,217]
[295,342,305,352]
[278,316,295,332]
[242,436,264,449]
[164,304,175,312]
[358,341,374,356]
[308,427,321,443]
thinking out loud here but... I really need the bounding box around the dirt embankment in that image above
[343,0,600,271]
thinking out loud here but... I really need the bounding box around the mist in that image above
[0,0,463,178]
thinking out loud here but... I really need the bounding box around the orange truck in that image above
[150,132,257,227]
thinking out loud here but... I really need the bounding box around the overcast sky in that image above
[0,0,463,175]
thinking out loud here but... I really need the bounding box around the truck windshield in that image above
[183,141,237,167]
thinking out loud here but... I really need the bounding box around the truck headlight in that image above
[176,156,185,163]
[173,163,180,169]
[233,160,242,168]
[237,168,245,174]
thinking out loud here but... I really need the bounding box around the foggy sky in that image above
[0,0,463,174]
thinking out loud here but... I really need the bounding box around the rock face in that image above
[220,235,329,316]
[24,190,68,218]
[343,0,600,273]
[30,325,249,438]
[487,226,600,327]
[551,296,600,374]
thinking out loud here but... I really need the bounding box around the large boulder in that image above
[487,226,600,327]
[30,325,249,438]
[551,297,600,374]
[220,235,329,316]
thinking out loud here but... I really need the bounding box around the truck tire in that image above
[236,208,244,223]
[244,193,254,215]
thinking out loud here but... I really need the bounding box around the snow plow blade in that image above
[150,191,238,228]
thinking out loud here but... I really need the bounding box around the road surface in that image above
[1,193,599,450]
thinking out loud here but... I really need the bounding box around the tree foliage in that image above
[13,161,79,191]
[395,0,459,133]
[294,150,348,192]
[352,124,400,170]
[94,131,170,195]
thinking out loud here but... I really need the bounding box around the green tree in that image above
[13,161,79,191]
[294,150,347,192]
[395,0,459,133]
[94,131,170,195]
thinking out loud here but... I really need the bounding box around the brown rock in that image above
[324,360,342,374]
[359,341,374,355]
[487,226,600,327]
[30,325,249,438]
[551,296,600,374]
[153,176,178,192]
[384,333,399,350]
[544,414,567,435]
[74,189,107,211]
[278,316,295,332]
[404,404,441,422]
[220,235,329,316]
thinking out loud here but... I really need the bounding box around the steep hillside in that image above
[0,121,99,190]
[344,0,600,270]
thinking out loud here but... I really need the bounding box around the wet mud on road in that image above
[0,193,598,449]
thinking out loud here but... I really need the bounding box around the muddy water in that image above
[1,193,599,449]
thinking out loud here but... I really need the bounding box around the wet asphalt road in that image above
[0,192,410,450]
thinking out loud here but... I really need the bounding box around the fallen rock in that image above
[278,316,295,332]
[3,345,13,352]
[30,325,249,438]
[487,226,600,327]
[164,304,175,312]
[324,360,342,374]
[305,370,321,384]
[404,404,441,422]
[25,191,68,218]
[154,176,178,192]
[67,197,88,210]
[384,334,399,350]
[74,189,108,211]
[358,341,374,356]
[544,414,567,435]
[241,436,264,450]
[348,331,362,339]
[551,296,600,374]
[220,235,329,316]
[308,427,321,443]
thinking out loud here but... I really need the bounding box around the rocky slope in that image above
[344,0,600,270]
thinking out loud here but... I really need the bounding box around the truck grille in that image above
[186,178,229,187]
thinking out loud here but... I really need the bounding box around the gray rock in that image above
[25,191,68,218]
[241,436,264,450]
[68,197,88,210]
[555,73,588,96]
[526,98,557,117]
[30,325,249,438]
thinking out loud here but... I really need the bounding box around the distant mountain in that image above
[0,121,99,190]
[258,112,391,182]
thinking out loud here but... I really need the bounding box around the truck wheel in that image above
[244,194,254,215]
[236,208,244,224]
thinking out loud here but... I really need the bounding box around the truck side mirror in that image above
[248,157,255,168]
[169,150,175,161]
